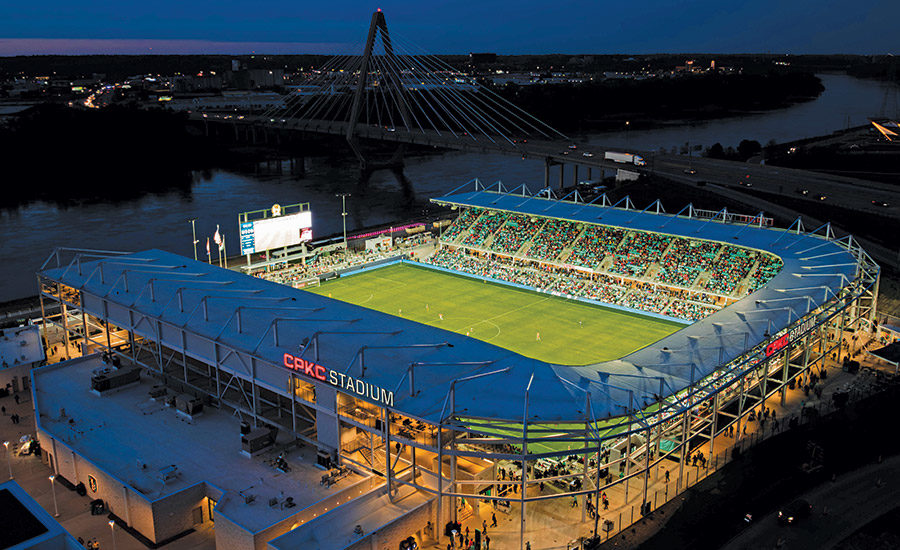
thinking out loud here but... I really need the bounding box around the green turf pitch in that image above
[308,263,683,365]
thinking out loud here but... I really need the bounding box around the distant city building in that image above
[229,68,285,90]
[173,73,224,93]
[0,325,44,394]
[164,91,285,112]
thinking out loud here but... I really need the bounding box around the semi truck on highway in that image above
[605,151,646,166]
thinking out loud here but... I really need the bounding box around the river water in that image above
[1,73,897,302]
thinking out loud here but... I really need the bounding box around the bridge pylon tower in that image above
[346,9,411,173]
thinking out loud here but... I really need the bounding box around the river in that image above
[1,73,896,303]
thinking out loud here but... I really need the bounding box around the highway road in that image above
[652,154,899,219]
[197,113,900,221]
[516,139,900,220]
[721,454,900,550]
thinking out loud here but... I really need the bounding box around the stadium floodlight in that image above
[188,218,199,261]
[336,193,351,250]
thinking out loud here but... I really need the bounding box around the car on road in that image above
[568,144,578,149]
[816,194,827,201]
[797,188,809,196]
[582,152,594,157]
[872,199,890,207]
[683,168,697,175]
[560,151,570,155]
[777,499,812,526]
[738,180,753,188]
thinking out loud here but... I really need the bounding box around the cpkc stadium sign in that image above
[764,316,818,358]
[283,352,395,407]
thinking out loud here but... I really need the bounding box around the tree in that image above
[738,139,762,159]
[706,143,725,159]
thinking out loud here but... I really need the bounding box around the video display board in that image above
[240,210,312,255]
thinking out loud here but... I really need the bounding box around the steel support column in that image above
[544,158,551,189]
[435,427,443,545]
[384,408,392,502]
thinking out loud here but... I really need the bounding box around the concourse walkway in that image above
[425,333,891,550]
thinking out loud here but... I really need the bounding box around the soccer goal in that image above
[295,277,321,289]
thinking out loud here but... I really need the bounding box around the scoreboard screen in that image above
[241,211,312,255]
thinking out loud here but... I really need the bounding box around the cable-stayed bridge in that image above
[192,10,900,254]
[193,9,616,176]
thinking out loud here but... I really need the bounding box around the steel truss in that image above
[36,235,879,549]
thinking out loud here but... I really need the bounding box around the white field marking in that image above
[447,297,549,338]
[474,295,551,327]
[367,273,410,287]
[470,319,501,341]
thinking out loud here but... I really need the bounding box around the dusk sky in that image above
[0,0,898,55]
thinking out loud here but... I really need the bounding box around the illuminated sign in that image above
[241,210,313,255]
[764,316,819,357]
[88,475,98,493]
[283,353,394,407]
[765,334,789,357]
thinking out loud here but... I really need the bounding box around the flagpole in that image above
[223,236,228,269]
[206,238,212,264]
[217,243,222,268]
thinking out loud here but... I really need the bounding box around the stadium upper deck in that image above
[39,192,867,426]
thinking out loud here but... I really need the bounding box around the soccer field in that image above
[307,263,683,366]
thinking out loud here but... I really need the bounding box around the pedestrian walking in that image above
[1,406,5,416]
[491,512,497,527]
[14,394,20,405]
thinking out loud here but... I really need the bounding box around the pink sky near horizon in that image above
[0,38,357,56]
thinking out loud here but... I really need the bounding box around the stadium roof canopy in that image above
[41,191,863,425]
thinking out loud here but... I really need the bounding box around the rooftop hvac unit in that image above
[158,465,179,484]
[241,427,276,455]
[175,394,204,416]
[90,367,140,393]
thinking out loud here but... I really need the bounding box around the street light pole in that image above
[109,520,117,550]
[336,193,351,250]
[49,475,59,517]
[3,441,11,479]
[188,218,199,261]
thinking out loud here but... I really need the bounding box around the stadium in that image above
[32,181,880,550]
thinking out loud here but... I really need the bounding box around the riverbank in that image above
[500,72,824,132]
